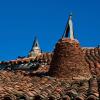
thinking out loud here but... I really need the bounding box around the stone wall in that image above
[49,38,92,80]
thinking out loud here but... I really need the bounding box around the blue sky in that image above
[0,0,100,61]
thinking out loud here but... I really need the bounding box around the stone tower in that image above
[28,36,41,57]
[49,14,92,80]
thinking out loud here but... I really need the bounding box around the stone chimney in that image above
[48,15,91,80]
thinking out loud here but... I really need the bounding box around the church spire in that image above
[31,36,40,51]
[62,13,74,40]
[28,36,41,57]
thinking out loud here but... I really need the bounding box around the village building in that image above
[0,14,100,100]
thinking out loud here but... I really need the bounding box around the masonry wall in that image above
[49,38,92,80]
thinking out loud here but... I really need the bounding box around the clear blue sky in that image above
[0,0,100,61]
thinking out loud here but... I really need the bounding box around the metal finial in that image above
[70,12,72,16]
[62,13,74,40]
[69,12,72,19]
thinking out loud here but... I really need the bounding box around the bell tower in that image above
[28,36,41,57]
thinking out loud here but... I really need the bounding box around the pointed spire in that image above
[31,36,40,51]
[28,36,41,57]
[62,13,74,40]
